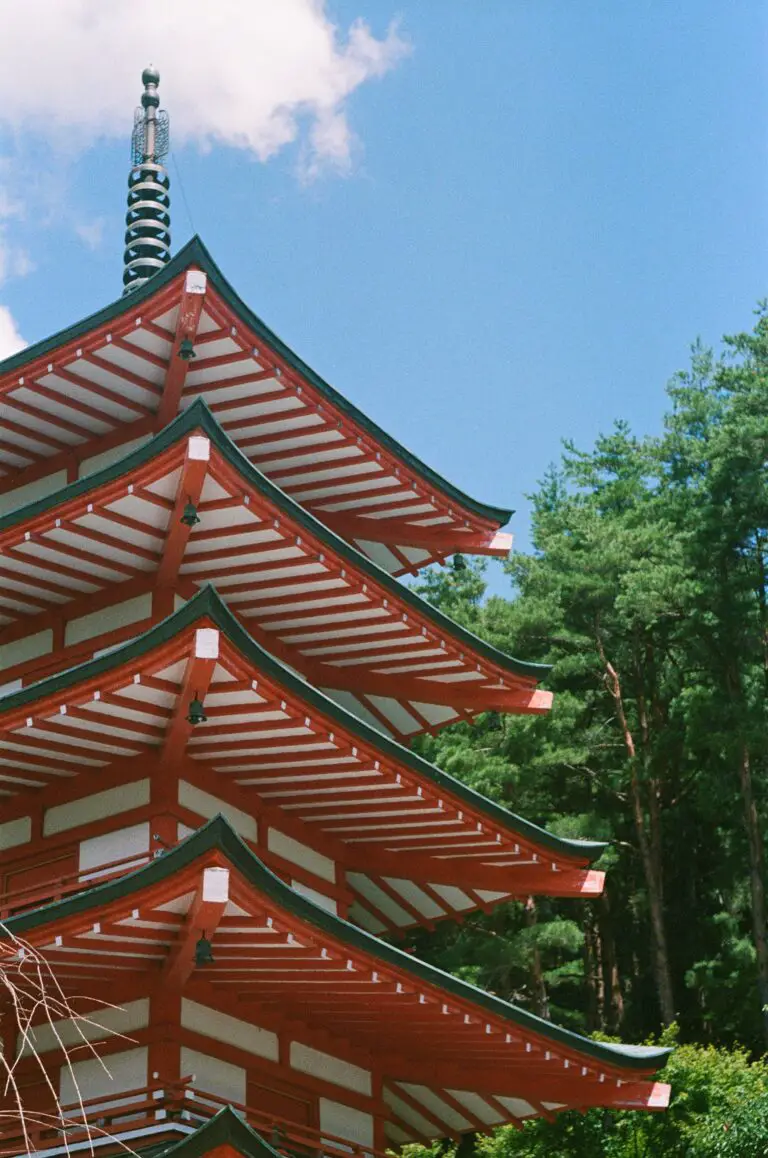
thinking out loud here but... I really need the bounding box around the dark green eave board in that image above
[146,1108,283,1158]
[1,815,668,1073]
[0,585,601,863]
[0,396,547,683]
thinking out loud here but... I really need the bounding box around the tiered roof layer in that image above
[0,239,513,576]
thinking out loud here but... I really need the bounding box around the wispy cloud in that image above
[75,217,106,251]
[0,305,26,359]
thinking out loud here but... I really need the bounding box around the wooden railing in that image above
[0,1079,389,1158]
[0,851,153,919]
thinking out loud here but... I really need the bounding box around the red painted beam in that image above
[161,627,219,760]
[157,269,208,427]
[322,513,513,558]
[163,865,229,985]
[309,665,552,715]
[343,855,604,896]
[157,434,211,586]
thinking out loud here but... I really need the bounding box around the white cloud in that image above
[0,305,26,360]
[0,234,35,285]
[0,2,408,173]
[75,217,106,251]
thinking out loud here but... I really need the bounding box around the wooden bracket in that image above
[162,864,229,986]
[157,268,207,428]
[161,626,219,760]
[157,434,211,587]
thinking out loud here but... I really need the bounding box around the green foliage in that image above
[401,304,768,1142]
[479,1038,768,1156]
[397,1039,768,1156]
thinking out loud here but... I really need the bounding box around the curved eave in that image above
[0,236,511,530]
[2,814,670,1076]
[0,585,599,866]
[0,395,548,686]
[153,1108,282,1158]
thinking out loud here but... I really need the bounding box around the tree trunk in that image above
[584,903,604,1032]
[738,743,768,1046]
[599,889,625,1033]
[524,897,550,1019]
[596,635,675,1025]
[754,534,768,691]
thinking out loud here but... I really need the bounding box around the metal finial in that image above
[122,66,171,296]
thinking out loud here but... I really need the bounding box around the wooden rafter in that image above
[0,245,514,574]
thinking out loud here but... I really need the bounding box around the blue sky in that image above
[1,2,766,589]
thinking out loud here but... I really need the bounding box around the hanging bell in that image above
[180,500,200,527]
[178,337,196,360]
[186,696,207,726]
[194,935,214,966]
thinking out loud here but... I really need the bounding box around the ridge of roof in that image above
[1,815,669,1072]
[0,235,511,528]
[151,1107,281,1158]
[0,585,602,864]
[0,395,548,684]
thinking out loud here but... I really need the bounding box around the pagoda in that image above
[0,69,670,1158]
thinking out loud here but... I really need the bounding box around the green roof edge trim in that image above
[1,815,670,1073]
[0,395,548,683]
[0,586,602,863]
[152,1107,283,1158]
[0,235,512,528]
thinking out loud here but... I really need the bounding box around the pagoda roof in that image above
[0,399,549,737]
[0,237,512,575]
[0,587,603,927]
[2,815,670,1125]
[148,1108,283,1158]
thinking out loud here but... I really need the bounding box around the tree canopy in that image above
[403,307,768,1151]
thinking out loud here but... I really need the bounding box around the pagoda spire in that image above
[122,65,171,295]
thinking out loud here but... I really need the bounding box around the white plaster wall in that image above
[60,1046,148,1108]
[395,1084,473,1131]
[23,1000,149,1056]
[44,780,150,835]
[290,1043,371,1096]
[180,1046,246,1106]
[79,436,152,478]
[383,878,445,920]
[0,816,32,852]
[493,1095,537,1119]
[181,1000,278,1062]
[78,822,150,877]
[320,1099,374,1149]
[267,828,335,884]
[65,594,153,647]
[443,1089,505,1125]
[383,1089,437,1137]
[0,629,53,672]
[427,884,474,912]
[346,874,409,926]
[291,880,338,915]
[178,781,258,842]
[0,470,68,517]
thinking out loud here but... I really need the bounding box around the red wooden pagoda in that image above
[0,68,669,1158]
